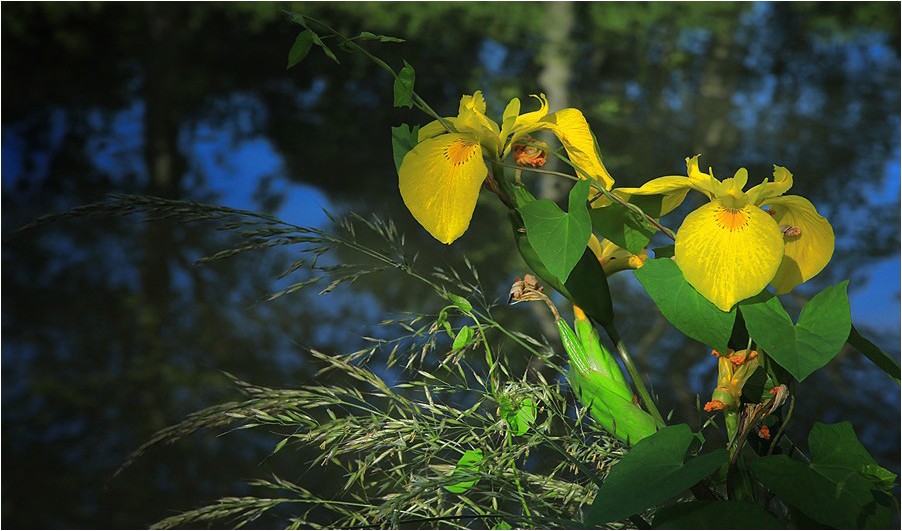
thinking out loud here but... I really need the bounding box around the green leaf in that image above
[651,501,785,529]
[652,245,674,259]
[287,31,314,69]
[444,449,482,494]
[390,124,420,173]
[499,396,536,436]
[517,179,592,283]
[393,61,415,108]
[751,422,896,529]
[357,31,404,42]
[589,199,656,255]
[492,521,512,530]
[308,31,340,64]
[634,259,736,353]
[447,293,472,313]
[452,326,473,350]
[848,325,900,383]
[587,424,728,525]
[740,282,851,381]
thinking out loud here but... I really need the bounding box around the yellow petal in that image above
[762,195,835,294]
[511,93,549,132]
[456,91,501,154]
[398,133,488,244]
[533,108,615,189]
[499,97,521,142]
[674,201,784,311]
[612,155,717,215]
[747,165,794,205]
[418,118,456,142]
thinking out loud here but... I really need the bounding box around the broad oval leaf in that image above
[739,281,851,381]
[517,179,592,282]
[634,259,736,353]
[587,424,728,525]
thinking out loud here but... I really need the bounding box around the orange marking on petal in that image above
[714,207,750,232]
[444,139,480,167]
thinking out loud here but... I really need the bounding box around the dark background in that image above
[2,2,900,528]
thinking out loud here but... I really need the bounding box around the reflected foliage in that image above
[2,2,898,527]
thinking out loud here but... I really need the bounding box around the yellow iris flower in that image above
[398,91,613,244]
[617,156,834,311]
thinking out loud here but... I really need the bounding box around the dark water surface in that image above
[2,3,899,528]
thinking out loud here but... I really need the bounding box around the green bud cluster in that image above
[558,310,662,445]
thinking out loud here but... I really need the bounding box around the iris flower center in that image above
[444,139,479,167]
[715,207,749,232]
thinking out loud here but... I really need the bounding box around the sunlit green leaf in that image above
[499,396,536,436]
[587,424,728,525]
[447,293,472,313]
[740,282,850,381]
[452,326,473,350]
[444,449,482,494]
[517,179,592,283]
[634,259,735,353]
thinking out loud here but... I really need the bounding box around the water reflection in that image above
[2,3,899,527]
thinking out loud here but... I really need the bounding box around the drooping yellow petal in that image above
[612,155,718,215]
[398,133,488,244]
[674,201,784,311]
[522,108,614,189]
[511,94,549,132]
[761,195,834,294]
[747,165,794,206]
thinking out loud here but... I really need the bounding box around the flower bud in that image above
[588,234,648,276]
[512,136,549,167]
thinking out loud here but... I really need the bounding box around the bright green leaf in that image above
[634,259,736,353]
[447,293,472,313]
[452,326,473,350]
[848,325,900,383]
[589,196,659,255]
[651,501,785,529]
[517,179,592,283]
[492,521,512,530]
[740,282,851,381]
[357,31,405,42]
[445,449,482,494]
[287,31,314,69]
[587,424,728,525]
[393,61,415,108]
[390,124,420,173]
[499,396,536,436]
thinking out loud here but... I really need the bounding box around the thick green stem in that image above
[603,323,665,426]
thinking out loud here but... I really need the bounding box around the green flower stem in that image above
[300,15,454,132]
[491,159,677,241]
[603,323,666,426]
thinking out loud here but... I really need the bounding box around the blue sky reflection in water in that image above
[1,2,900,528]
